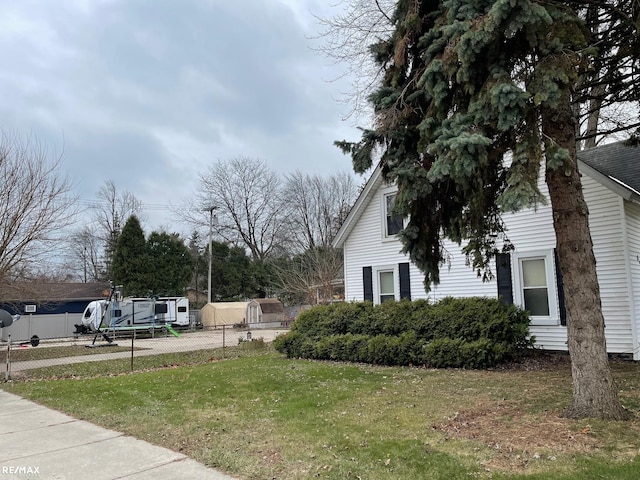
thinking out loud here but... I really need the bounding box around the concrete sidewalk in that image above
[0,390,237,480]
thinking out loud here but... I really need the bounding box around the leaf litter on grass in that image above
[430,352,640,475]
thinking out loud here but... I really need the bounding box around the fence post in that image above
[131,330,135,371]
[222,325,225,358]
[5,334,11,381]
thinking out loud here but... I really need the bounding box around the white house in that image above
[333,142,640,360]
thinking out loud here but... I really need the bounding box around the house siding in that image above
[506,173,633,354]
[625,200,640,359]
[343,185,493,302]
[342,164,636,356]
[424,238,496,301]
[499,166,564,350]
[583,176,633,355]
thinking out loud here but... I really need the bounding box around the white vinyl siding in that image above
[343,184,494,302]
[498,163,565,345]
[343,181,407,302]
[584,176,633,355]
[625,201,640,359]
[341,162,637,356]
[426,240,496,301]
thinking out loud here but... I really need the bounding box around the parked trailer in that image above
[80,296,189,333]
[156,296,190,327]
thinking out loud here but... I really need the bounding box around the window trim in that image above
[372,264,399,304]
[512,250,559,326]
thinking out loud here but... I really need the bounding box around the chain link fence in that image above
[2,317,288,381]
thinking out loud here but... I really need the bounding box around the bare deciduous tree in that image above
[284,171,359,251]
[271,247,345,305]
[197,157,290,261]
[0,132,76,284]
[312,0,395,120]
[575,3,640,149]
[64,226,104,282]
[92,180,144,278]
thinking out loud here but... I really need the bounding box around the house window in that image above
[363,263,411,303]
[384,193,404,237]
[521,259,550,316]
[378,270,396,303]
[513,250,559,326]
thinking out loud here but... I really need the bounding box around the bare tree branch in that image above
[0,131,77,284]
[197,157,290,261]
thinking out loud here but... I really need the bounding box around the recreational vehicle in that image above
[80,296,189,333]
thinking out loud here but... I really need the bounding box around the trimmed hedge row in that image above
[273,297,534,368]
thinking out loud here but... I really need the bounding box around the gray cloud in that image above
[0,0,362,231]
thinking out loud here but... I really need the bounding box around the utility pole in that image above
[207,205,217,304]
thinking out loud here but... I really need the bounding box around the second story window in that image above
[385,193,404,237]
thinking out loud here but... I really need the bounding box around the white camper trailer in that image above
[156,296,190,327]
[80,296,189,332]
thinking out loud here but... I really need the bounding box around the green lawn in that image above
[6,344,143,362]
[3,345,640,480]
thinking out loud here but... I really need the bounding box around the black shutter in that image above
[554,249,567,326]
[399,263,411,300]
[495,253,513,305]
[363,266,373,302]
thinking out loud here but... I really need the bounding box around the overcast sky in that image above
[0,0,365,232]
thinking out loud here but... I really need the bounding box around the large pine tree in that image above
[146,232,193,296]
[111,215,149,297]
[338,0,637,419]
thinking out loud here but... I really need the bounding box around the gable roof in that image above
[252,297,284,314]
[333,142,640,249]
[577,141,640,200]
[333,166,384,248]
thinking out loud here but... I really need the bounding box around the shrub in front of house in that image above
[273,297,533,368]
[287,301,376,338]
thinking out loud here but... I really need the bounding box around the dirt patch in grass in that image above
[433,402,601,472]
[432,351,640,474]
[496,349,573,371]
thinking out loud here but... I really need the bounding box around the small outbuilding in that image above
[247,298,284,329]
[200,302,248,327]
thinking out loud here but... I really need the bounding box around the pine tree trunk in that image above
[541,100,628,420]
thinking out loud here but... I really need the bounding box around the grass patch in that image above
[5,344,143,362]
[3,349,640,479]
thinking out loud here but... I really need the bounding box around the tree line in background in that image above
[0,141,359,306]
[187,157,359,306]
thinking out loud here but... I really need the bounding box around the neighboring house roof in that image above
[0,282,111,303]
[333,142,640,249]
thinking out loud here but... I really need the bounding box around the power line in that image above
[74,198,182,211]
